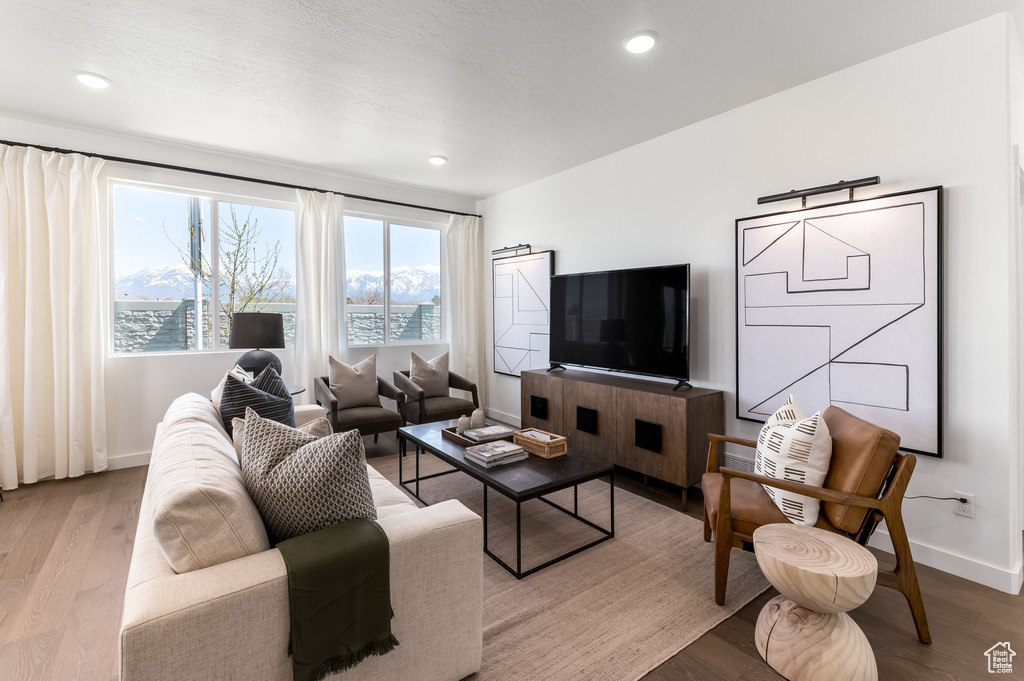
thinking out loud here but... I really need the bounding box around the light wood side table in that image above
[753,524,878,681]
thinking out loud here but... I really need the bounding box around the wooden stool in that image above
[753,524,878,681]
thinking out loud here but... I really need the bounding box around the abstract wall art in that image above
[493,250,554,376]
[735,187,942,456]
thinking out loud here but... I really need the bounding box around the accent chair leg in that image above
[703,510,712,543]
[884,509,932,644]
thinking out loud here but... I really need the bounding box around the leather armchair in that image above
[314,375,405,442]
[702,405,931,644]
[393,369,479,425]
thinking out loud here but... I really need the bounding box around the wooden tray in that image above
[514,428,568,458]
[441,426,514,447]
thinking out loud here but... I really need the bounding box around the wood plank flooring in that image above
[0,438,1021,681]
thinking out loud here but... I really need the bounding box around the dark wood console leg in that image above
[681,486,688,512]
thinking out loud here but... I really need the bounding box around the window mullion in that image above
[383,219,391,344]
[210,199,220,349]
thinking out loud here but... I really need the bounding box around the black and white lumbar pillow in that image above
[219,365,295,435]
[239,408,376,543]
[753,394,832,525]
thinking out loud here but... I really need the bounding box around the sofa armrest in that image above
[119,501,483,681]
[294,403,327,427]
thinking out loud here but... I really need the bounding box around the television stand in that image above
[546,363,567,372]
[520,368,724,505]
[672,380,692,391]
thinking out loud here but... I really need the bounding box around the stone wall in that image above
[113,300,296,353]
[346,304,441,345]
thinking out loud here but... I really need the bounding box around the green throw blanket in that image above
[277,518,399,681]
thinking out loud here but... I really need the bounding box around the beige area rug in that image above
[371,453,769,681]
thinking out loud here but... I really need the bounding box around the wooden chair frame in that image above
[704,433,931,644]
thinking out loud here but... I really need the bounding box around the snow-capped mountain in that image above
[115,265,298,300]
[346,265,440,304]
[115,264,438,303]
[114,265,198,300]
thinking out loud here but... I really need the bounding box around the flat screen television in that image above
[549,263,690,382]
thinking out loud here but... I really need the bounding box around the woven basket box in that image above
[514,428,567,459]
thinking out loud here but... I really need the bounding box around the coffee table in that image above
[397,421,614,579]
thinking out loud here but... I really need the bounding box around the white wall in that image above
[0,114,473,468]
[478,14,1023,592]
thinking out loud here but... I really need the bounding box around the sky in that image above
[113,184,439,280]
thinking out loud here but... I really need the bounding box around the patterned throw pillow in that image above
[753,395,832,526]
[210,364,252,415]
[239,408,376,543]
[329,354,382,409]
[231,415,333,463]
[410,351,449,398]
[219,365,295,436]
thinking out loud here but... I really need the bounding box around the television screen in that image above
[549,264,690,380]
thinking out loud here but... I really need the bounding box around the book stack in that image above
[462,424,516,443]
[464,440,528,468]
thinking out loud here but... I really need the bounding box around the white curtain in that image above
[294,190,343,397]
[443,214,486,406]
[0,145,108,490]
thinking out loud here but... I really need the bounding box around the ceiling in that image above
[3,0,1024,200]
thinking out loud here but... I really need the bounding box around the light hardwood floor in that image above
[1,443,1021,681]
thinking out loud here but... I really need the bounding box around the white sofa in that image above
[119,393,483,681]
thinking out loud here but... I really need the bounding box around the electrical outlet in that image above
[955,492,975,519]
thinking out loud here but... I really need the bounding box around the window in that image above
[343,215,442,346]
[112,183,296,354]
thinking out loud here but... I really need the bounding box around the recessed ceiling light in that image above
[428,155,448,166]
[623,30,658,54]
[76,71,111,89]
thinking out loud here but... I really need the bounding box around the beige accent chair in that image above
[702,405,931,644]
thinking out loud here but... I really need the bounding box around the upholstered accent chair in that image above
[393,369,479,425]
[702,405,931,644]
[313,375,405,442]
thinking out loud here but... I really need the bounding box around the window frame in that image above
[342,210,446,348]
[108,177,298,356]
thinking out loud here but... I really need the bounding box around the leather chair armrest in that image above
[392,371,424,401]
[719,467,884,510]
[377,376,406,406]
[706,433,757,473]
[313,376,337,413]
[448,371,479,407]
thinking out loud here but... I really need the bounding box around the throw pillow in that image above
[410,351,449,398]
[329,354,382,409]
[753,395,832,526]
[231,415,333,463]
[210,364,252,414]
[240,408,377,543]
[219,365,295,436]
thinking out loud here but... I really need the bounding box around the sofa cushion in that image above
[368,464,416,516]
[753,395,831,526]
[240,409,377,543]
[149,399,270,574]
[329,354,382,409]
[219,365,295,436]
[410,351,449,398]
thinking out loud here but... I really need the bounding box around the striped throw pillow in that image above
[219,365,295,436]
[753,395,832,525]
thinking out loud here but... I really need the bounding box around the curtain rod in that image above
[0,139,482,218]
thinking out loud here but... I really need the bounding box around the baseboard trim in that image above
[107,451,151,470]
[487,408,521,428]
[869,528,1023,594]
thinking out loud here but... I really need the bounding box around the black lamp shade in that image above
[229,313,285,350]
[229,313,285,377]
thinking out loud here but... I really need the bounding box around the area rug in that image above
[370,453,770,681]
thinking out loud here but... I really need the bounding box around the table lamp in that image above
[229,312,285,377]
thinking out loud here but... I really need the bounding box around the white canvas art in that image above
[493,250,553,376]
[735,187,942,457]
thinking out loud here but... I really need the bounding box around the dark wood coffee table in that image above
[398,421,614,578]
